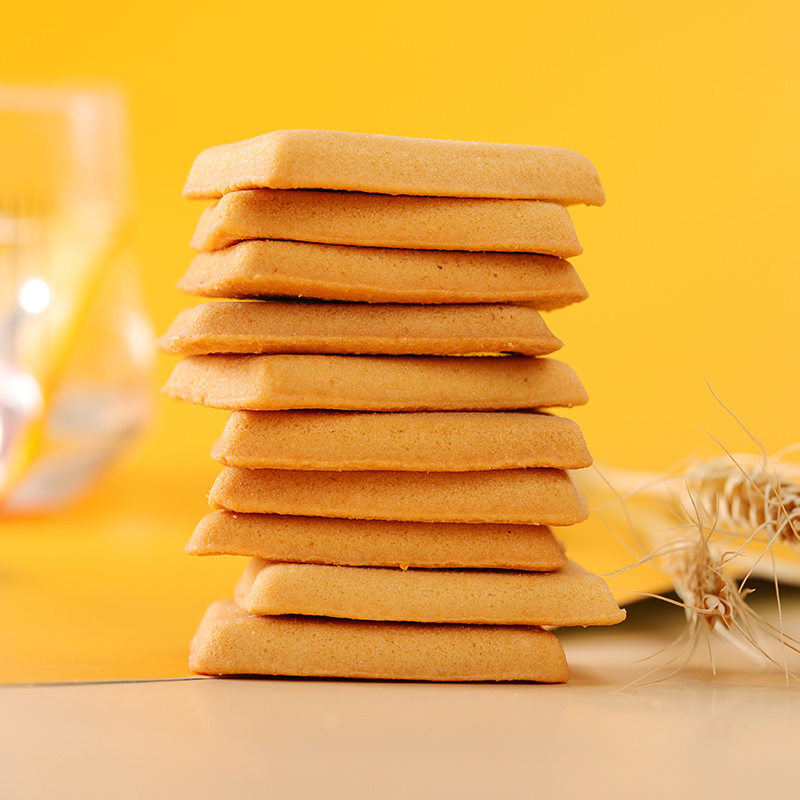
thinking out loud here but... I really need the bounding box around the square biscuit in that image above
[189,599,571,682]
[187,511,569,572]
[158,301,563,357]
[162,354,588,412]
[211,410,592,472]
[182,129,604,207]
[209,467,589,526]
[177,240,589,309]
[190,190,582,258]
[234,559,626,627]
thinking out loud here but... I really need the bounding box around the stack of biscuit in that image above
[161,130,625,683]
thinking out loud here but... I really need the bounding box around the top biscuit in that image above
[183,129,605,206]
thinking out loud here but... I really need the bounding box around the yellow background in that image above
[2,0,799,680]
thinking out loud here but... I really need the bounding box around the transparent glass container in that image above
[0,86,152,513]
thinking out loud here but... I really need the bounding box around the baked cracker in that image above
[189,599,571,682]
[177,239,589,309]
[209,467,588,526]
[183,129,604,206]
[235,560,626,627]
[163,354,588,412]
[188,510,568,572]
[190,190,582,257]
[211,410,592,471]
[158,301,563,357]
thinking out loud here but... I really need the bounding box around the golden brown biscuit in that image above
[209,467,588,526]
[190,190,582,257]
[177,240,589,309]
[187,510,568,571]
[163,354,588,411]
[189,599,571,682]
[211,410,592,471]
[158,301,563,357]
[183,129,605,207]
[234,559,626,627]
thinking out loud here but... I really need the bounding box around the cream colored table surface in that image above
[4,455,800,798]
[4,592,800,800]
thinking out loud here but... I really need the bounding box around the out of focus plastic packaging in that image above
[0,85,153,513]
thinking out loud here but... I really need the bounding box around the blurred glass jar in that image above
[0,86,153,513]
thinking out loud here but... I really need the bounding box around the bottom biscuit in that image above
[189,599,570,683]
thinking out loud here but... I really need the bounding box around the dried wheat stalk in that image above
[680,454,800,548]
[595,449,800,679]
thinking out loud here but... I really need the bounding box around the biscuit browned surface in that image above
[177,128,612,684]
[163,354,588,411]
[211,410,592,471]
[190,190,582,257]
[183,129,605,207]
[178,240,589,309]
[189,599,571,682]
[235,559,626,627]
[187,510,568,571]
[209,467,588,525]
[158,301,563,357]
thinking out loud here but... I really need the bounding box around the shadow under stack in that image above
[160,129,625,682]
